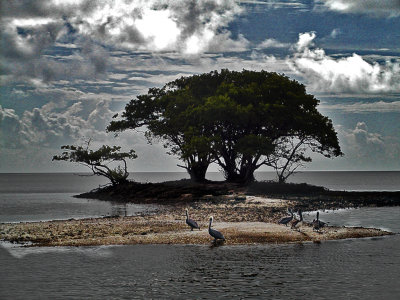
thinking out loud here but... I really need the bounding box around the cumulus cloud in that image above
[346,122,384,147]
[337,122,400,168]
[295,31,316,51]
[0,100,181,172]
[288,32,400,94]
[0,105,21,148]
[0,100,116,150]
[316,0,400,17]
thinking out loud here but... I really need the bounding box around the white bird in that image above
[208,216,225,242]
[185,209,200,231]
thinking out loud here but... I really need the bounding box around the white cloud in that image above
[320,100,400,113]
[0,100,116,150]
[329,28,341,38]
[344,122,384,147]
[257,38,290,49]
[0,105,21,149]
[11,88,29,98]
[239,0,307,9]
[316,0,400,17]
[336,122,400,169]
[287,32,400,94]
[295,31,316,51]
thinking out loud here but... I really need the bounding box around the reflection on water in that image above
[304,206,400,233]
[1,207,400,299]
[0,193,159,223]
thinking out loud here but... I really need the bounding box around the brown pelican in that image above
[185,209,200,231]
[313,211,326,231]
[278,208,293,226]
[291,209,303,230]
[208,216,225,242]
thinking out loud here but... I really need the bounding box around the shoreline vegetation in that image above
[1,180,399,247]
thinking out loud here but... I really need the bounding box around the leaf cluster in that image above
[53,145,137,164]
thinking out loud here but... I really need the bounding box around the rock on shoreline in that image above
[76,180,400,210]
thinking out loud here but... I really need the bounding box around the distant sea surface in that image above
[0,171,399,223]
[1,171,399,193]
[1,172,400,299]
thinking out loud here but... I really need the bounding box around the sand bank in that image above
[0,197,392,247]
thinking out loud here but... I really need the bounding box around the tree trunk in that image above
[243,170,255,184]
[221,160,240,183]
[224,167,255,184]
[240,166,256,184]
[187,162,209,182]
[278,174,286,184]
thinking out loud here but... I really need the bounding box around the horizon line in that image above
[0,170,399,174]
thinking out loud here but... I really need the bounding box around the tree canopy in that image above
[53,141,137,186]
[108,69,342,183]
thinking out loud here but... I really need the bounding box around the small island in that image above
[2,70,398,247]
[1,180,398,247]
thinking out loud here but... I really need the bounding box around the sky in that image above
[0,0,399,173]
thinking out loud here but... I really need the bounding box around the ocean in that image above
[0,172,399,299]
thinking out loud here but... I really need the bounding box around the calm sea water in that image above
[1,171,399,193]
[0,172,399,299]
[0,171,398,223]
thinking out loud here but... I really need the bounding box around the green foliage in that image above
[53,142,137,186]
[108,69,342,183]
[236,135,274,157]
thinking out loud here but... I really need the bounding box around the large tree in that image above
[108,85,215,182]
[108,69,342,183]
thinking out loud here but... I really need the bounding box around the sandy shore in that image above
[0,195,392,247]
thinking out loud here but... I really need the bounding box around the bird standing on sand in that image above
[208,216,225,242]
[313,211,326,231]
[278,208,293,226]
[291,209,303,230]
[185,209,200,231]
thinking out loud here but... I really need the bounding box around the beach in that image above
[0,194,392,247]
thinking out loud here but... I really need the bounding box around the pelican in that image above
[185,209,200,231]
[291,209,303,230]
[278,208,293,226]
[208,216,225,242]
[313,211,326,231]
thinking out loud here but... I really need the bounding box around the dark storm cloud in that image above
[0,0,99,18]
[0,21,65,60]
[0,0,245,83]
[169,0,221,38]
